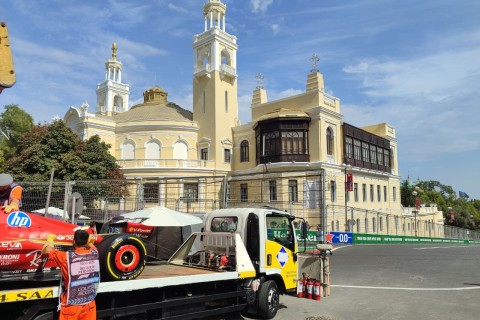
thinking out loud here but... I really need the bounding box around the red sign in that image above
[415,197,421,210]
[346,173,353,191]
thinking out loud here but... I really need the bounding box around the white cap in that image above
[0,173,13,186]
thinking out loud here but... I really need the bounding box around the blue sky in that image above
[1,0,479,199]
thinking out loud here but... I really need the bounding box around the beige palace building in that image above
[64,0,413,234]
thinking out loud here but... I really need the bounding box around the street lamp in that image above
[412,190,418,236]
[344,164,352,232]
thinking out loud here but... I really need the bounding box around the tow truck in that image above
[1,207,322,319]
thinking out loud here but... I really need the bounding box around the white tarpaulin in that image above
[121,206,202,227]
[33,207,90,220]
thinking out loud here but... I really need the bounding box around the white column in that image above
[209,12,213,29]
[222,14,225,31]
[105,70,108,80]
[217,12,220,28]
[118,69,122,83]
[204,16,207,32]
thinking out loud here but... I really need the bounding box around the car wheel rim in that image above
[268,287,279,312]
[114,244,140,272]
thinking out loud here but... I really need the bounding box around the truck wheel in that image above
[33,313,53,320]
[97,233,147,281]
[258,280,279,319]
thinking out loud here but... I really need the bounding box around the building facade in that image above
[64,0,425,234]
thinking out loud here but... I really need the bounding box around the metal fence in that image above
[18,175,480,241]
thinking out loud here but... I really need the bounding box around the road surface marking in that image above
[331,285,480,291]
[413,245,480,250]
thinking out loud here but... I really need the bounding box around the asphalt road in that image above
[219,244,480,320]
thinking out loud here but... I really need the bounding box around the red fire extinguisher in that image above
[297,279,304,298]
[303,276,308,298]
[307,279,314,299]
[313,280,321,301]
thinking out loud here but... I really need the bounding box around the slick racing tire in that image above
[97,233,147,281]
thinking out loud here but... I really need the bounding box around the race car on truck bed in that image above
[0,209,147,282]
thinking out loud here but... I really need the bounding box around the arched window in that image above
[122,141,135,159]
[173,141,188,160]
[145,140,161,167]
[326,127,334,155]
[356,218,361,233]
[372,217,376,232]
[113,95,123,112]
[221,49,231,66]
[240,140,249,162]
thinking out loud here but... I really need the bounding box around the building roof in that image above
[113,86,193,122]
[256,107,310,122]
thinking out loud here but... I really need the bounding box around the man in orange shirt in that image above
[43,230,100,320]
[0,173,22,213]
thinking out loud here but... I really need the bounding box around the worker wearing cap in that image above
[0,173,22,213]
[42,230,100,320]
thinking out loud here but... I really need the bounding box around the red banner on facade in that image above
[346,173,353,191]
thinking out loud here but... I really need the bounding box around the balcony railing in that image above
[117,159,215,169]
[194,64,212,78]
[220,64,237,78]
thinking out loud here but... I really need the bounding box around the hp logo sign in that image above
[7,212,32,227]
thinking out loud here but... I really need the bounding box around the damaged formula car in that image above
[0,210,147,282]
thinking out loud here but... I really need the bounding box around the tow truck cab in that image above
[203,207,306,293]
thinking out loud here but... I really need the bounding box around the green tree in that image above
[401,179,480,230]
[0,104,35,162]
[3,120,124,182]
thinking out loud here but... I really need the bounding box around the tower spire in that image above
[95,42,130,115]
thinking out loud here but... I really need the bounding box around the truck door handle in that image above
[267,254,272,266]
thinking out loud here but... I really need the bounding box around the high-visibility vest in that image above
[61,249,100,306]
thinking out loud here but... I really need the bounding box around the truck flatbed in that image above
[1,262,238,302]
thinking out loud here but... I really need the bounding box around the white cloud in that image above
[271,23,280,35]
[168,3,189,14]
[250,0,273,13]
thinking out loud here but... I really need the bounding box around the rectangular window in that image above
[377,185,381,202]
[269,180,277,201]
[393,186,397,202]
[378,148,384,166]
[384,149,390,167]
[224,149,231,163]
[354,139,361,160]
[345,137,353,159]
[144,183,159,203]
[362,142,369,162]
[288,180,298,203]
[330,180,336,202]
[362,183,367,202]
[240,183,248,202]
[201,148,208,160]
[384,185,388,202]
[354,183,359,202]
[183,183,198,202]
[370,145,377,164]
[370,184,374,202]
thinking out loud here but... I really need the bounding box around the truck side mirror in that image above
[300,221,308,239]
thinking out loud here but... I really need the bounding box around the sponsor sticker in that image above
[0,288,56,303]
[7,212,31,227]
[0,242,22,250]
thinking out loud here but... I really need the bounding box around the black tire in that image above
[33,312,53,320]
[97,233,147,281]
[258,280,279,319]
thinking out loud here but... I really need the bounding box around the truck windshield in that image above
[266,215,294,251]
[210,217,238,232]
